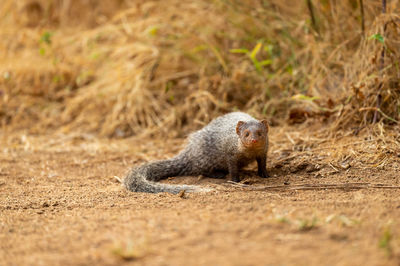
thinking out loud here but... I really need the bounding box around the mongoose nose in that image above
[251,139,257,143]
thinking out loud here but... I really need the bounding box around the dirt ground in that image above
[1,125,400,266]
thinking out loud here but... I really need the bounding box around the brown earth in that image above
[1,125,400,266]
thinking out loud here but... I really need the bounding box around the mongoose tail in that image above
[123,154,207,194]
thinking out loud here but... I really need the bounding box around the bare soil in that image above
[1,126,400,266]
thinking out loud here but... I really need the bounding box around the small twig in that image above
[306,0,319,36]
[359,107,399,124]
[285,133,295,145]
[226,181,251,187]
[373,92,382,123]
[382,0,387,14]
[228,182,400,191]
[374,0,387,123]
[150,70,197,86]
[328,162,339,172]
[359,0,365,35]
[114,176,123,183]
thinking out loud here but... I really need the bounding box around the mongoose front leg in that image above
[228,158,240,182]
[256,154,269,178]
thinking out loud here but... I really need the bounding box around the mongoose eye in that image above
[257,131,262,137]
[245,132,250,137]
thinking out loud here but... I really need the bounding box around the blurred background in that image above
[0,0,399,138]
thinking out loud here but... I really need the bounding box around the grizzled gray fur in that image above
[123,112,269,194]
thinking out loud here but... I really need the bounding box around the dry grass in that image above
[0,0,399,138]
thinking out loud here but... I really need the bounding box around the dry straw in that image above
[0,0,399,137]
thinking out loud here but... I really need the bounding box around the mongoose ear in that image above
[260,119,269,133]
[236,121,245,135]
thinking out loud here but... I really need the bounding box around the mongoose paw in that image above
[258,170,270,178]
[231,176,241,183]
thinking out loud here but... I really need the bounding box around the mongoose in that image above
[123,112,269,194]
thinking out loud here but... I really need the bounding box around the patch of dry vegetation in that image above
[0,0,399,138]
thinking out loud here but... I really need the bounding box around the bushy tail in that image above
[123,154,208,194]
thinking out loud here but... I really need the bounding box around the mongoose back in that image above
[123,112,269,194]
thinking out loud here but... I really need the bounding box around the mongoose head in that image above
[236,120,269,149]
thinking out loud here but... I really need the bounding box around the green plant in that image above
[378,227,393,257]
[368,33,384,43]
[230,42,272,73]
[111,241,146,261]
[298,217,318,231]
[39,31,53,56]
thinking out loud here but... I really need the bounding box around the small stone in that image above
[178,190,186,198]
[329,233,348,241]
